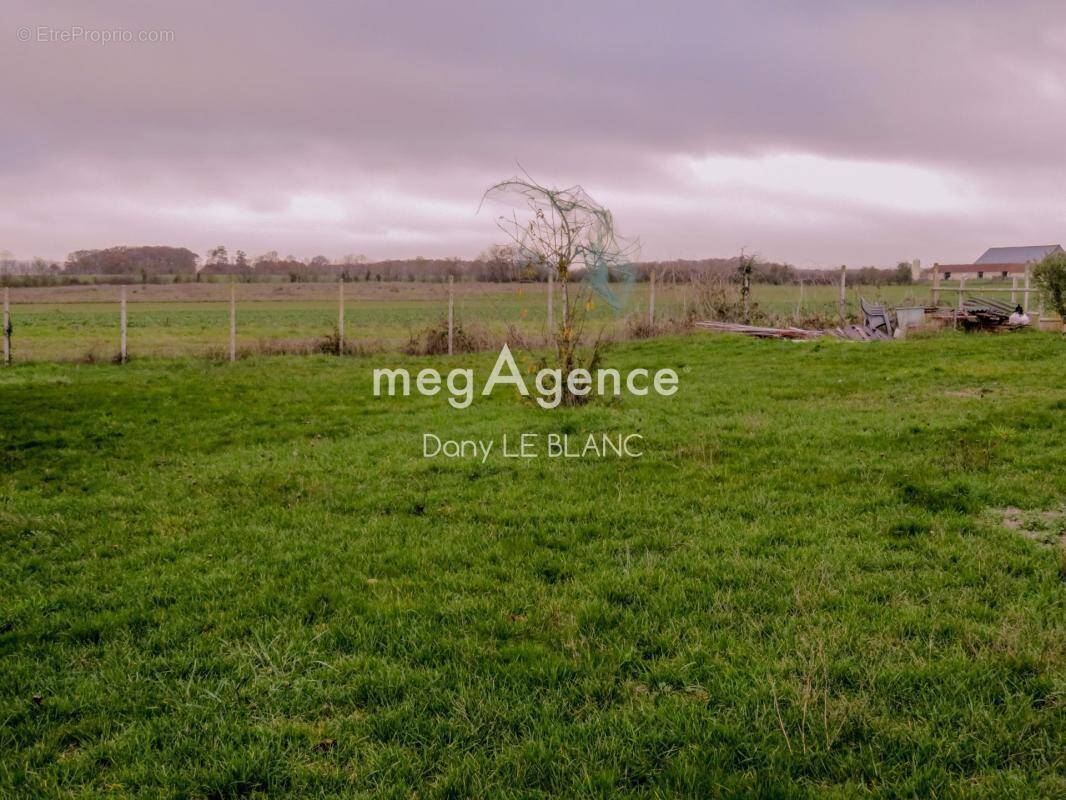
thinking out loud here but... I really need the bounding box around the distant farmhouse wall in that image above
[930,244,1063,280]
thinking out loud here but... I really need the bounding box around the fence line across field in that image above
[0,270,1058,364]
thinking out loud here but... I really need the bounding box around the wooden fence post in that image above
[958,275,966,310]
[1023,264,1031,313]
[120,285,128,364]
[2,287,10,366]
[648,269,656,326]
[795,279,804,319]
[338,280,345,353]
[229,282,236,362]
[932,264,941,306]
[447,275,454,356]
[1011,275,1019,306]
[838,265,847,324]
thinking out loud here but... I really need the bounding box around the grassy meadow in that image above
[2,281,939,361]
[1,330,1064,797]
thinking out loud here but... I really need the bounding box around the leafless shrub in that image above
[623,316,661,339]
[622,313,697,340]
[403,319,493,355]
[504,323,538,351]
[315,326,375,356]
[78,348,111,364]
[687,273,772,324]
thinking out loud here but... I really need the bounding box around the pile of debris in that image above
[697,293,1034,343]
[952,297,1020,330]
[695,321,891,341]
[829,324,893,341]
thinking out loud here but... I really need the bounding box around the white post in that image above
[932,264,941,306]
[648,269,656,326]
[546,271,554,334]
[795,279,804,318]
[229,282,236,362]
[120,285,128,364]
[958,275,966,310]
[1023,264,1031,313]
[447,276,454,356]
[838,265,847,323]
[338,280,345,353]
[2,287,10,366]
[1011,275,1019,306]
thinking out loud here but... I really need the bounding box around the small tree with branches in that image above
[1034,251,1066,333]
[482,175,637,398]
[737,250,757,323]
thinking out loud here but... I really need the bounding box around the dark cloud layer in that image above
[2,0,1065,265]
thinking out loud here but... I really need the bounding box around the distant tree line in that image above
[191,244,534,283]
[0,253,62,276]
[2,244,914,286]
[637,258,913,286]
[65,246,198,275]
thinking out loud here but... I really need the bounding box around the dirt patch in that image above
[944,387,993,398]
[999,506,1065,547]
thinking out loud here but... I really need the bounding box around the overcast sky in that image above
[3,1,1065,267]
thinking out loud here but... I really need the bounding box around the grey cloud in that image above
[1,0,1065,264]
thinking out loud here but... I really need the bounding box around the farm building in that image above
[932,244,1063,280]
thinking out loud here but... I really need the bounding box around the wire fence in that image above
[0,276,1056,365]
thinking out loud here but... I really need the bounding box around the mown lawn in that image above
[1,333,1063,798]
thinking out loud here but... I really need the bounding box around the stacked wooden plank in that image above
[695,321,890,342]
[694,321,826,340]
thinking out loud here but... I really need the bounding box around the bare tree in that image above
[482,175,637,392]
[479,244,520,282]
[206,245,229,267]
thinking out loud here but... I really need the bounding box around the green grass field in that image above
[2,332,1064,797]
[3,282,939,361]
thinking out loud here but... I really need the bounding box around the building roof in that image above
[974,245,1062,265]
